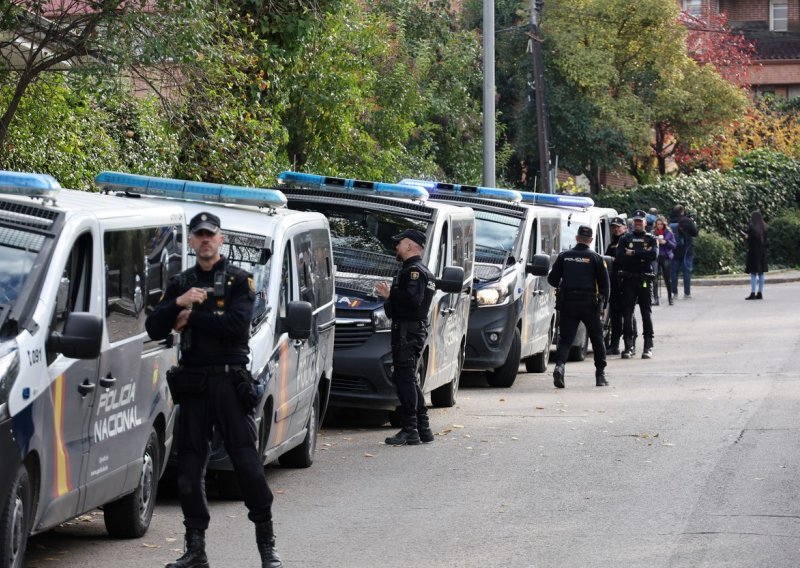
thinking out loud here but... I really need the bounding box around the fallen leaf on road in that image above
[535,406,545,410]
[142,543,160,548]
[662,443,674,447]
[453,424,464,428]
[275,490,285,494]
[511,436,519,440]
[463,434,471,438]
[364,453,374,458]
[499,398,506,402]
[166,538,177,543]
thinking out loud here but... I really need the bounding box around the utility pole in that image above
[483,0,495,187]
[529,0,553,193]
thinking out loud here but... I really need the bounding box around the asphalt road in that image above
[25,282,800,568]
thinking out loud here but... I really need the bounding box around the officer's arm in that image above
[188,274,253,337]
[615,239,628,264]
[145,278,183,340]
[390,270,426,309]
[547,255,563,288]
[641,237,657,262]
[597,257,610,309]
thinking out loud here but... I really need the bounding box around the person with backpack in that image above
[669,205,699,299]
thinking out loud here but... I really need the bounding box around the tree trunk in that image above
[0,75,32,168]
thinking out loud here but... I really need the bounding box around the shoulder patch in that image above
[410,271,420,280]
[248,277,255,292]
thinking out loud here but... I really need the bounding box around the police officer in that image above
[615,209,658,359]
[548,225,610,388]
[604,216,627,355]
[146,212,282,568]
[375,228,436,446]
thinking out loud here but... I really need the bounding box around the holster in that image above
[166,366,208,404]
[230,367,259,412]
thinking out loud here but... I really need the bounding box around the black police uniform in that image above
[604,229,624,354]
[146,252,281,567]
[615,222,657,357]
[547,236,610,387]
[383,249,435,445]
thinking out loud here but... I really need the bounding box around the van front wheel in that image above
[279,392,319,468]
[0,465,31,568]
[487,328,521,388]
[104,429,159,538]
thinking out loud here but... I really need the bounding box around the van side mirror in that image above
[436,266,465,293]
[47,312,102,359]
[286,301,313,340]
[526,253,550,276]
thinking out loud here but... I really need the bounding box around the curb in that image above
[694,272,800,286]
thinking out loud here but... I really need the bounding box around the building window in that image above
[772,0,788,32]
[683,0,702,18]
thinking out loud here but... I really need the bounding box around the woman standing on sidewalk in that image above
[654,216,677,305]
[744,210,768,300]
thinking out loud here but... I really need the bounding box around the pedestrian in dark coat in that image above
[744,210,768,300]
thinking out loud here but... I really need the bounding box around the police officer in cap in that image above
[604,216,627,355]
[615,209,657,359]
[146,212,282,568]
[375,228,436,446]
[548,225,610,388]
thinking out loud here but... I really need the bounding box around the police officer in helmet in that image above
[615,209,658,359]
[375,228,436,446]
[146,212,282,568]
[548,225,610,388]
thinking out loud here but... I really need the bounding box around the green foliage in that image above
[0,76,178,189]
[767,209,800,267]
[693,232,736,275]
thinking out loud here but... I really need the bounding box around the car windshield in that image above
[474,210,522,264]
[0,226,43,308]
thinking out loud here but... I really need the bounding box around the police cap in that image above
[577,225,593,238]
[631,209,647,220]
[392,228,426,247]
[610,216,626,226]
[189,211,221,234]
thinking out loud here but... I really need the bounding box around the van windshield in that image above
[474,210,522,264]
[291,203,426,295]
[0,227,42,308]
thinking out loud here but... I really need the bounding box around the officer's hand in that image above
[374,281,391,299]
[625,249,634,256]
[600,308,606,319]
[177,287,207,309]
[174,309,192,332]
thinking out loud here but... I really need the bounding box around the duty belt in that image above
[181,364,246,375]
[393,320,427,335]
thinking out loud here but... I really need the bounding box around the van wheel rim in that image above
[11,491,24,565]
[138,452,154,521]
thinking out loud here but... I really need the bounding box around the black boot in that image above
[756,292,763,300]
[385,415,421,446]
[745,292,756,300]
[595,370,609,387]
[642,338,653,359]
[166,528,209,568]
[255,521,283,568]
[607,338,621,356]
[621,340,633,359]
[417,412,435,444]
[553,362,565,388]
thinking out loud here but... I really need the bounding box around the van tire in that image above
[526,323,553,373]
[104,430,159,538]
[431,340,464,408]
[0,465,31,568]
[279,392,319,468]
[568,328,589,362]
[487,328,521,388]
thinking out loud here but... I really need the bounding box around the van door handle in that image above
[78,379,96,396]
[99,374,116,388]
[293,339,305,348]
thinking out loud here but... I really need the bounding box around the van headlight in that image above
[372,306,391,331]
[475,278,514,306]
[0,348,21,421]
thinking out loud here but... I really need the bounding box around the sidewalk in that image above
[693,268,800,286]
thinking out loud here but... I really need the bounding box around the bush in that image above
[693,232,737,275]
[767,209,800,267]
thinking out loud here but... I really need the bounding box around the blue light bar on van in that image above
[95,171,287,209]
[0,170,61,198]
[278,171,428,201]
[518,191,594,209]
[399,178,522,203]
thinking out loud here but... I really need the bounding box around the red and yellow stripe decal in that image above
[428,305,438,377]
[273,341,290,445]
[51,374,73,498]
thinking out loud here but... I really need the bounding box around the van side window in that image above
[529,218,539,258]
[105,226,181,343]
[435,223,448,277]
[278,242,292,319]
[50,233,93,364]
[294,232,315,307]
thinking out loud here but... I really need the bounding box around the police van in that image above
[554,204,619,361]
[402,180,576,387]
[277,172,473,418]
[0,171,184,567]
[94,172,334,475]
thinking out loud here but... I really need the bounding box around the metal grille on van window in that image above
[0,226,46,253]
[187,229,267,269]
[281,188,433,218]
[0,200,58,230]
[429,193,524,216]
[334,249,400,280]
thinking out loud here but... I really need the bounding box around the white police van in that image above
[0,171,184,568]
[94,172,334,476]
[554,203,619,361]
[277,172,473,418]
[403,181,579,387]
